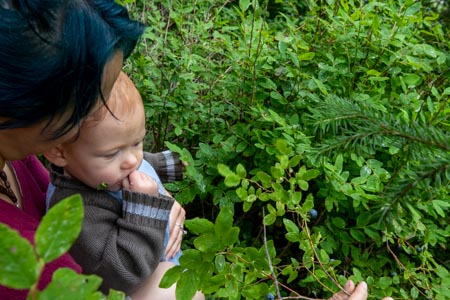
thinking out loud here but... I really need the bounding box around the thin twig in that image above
[262,207,282,299]
[301,219,350,296]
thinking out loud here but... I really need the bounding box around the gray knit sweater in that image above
[47,151,182,295]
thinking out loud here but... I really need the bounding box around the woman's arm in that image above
[143,150,183,183]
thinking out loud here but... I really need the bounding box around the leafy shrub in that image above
[1,1,448,299]
[0,195,127,299]
[126,0,450,299]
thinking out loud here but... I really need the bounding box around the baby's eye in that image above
[103,151,119,158]
[133,140,144,147]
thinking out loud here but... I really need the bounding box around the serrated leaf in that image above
[36,195,83,263]
[0,224,39,289]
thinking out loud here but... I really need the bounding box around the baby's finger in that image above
[122,176,131,190]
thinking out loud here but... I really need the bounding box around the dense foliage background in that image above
[0,1,448,300]
[125,0,450,299]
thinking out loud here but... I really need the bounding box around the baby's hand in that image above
[122,170,159,196]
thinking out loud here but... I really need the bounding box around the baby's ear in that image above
[43,146,68,167]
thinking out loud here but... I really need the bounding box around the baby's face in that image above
[61,73,146,191]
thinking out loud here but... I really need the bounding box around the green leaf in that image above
[313,78,328,95]
[194,233,222,253]
[335,154,343,173]
[402,74,422,86]
[214,254,226,272]
[0,224,39,289]
[221,227,240,246]
[405,2,421,16]
[443,87,450,95]
[185,218,214,235]
[176,270,200,300]
[298,52,315,61]
[350,228,366,243]
[256,171,272,188]
[236,163,247,178]
[302,194,314,214]
[300,169,320,181]
[378,276,392,289]
[263,212,276,226]
[215,208,233,234]
[36,195,84,263]
[217,163,233,177]
[431,200,450,218]
[160,265,182,288]
[239,0,251,12]
[106,290,127,300]
[39,268,102,300]
[224,174,241,187]
[298,179,309,191]
[283,218,299,234]
[331,217,346,229]
[288,155,302,168]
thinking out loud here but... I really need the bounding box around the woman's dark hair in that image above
[0,0,144,139]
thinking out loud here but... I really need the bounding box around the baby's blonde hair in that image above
[84,71,143,125]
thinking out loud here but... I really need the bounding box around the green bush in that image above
[1,1,448,299]
[126,0,450,299]
[0,195,127,299]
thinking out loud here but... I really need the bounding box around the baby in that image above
[44,71,184,296]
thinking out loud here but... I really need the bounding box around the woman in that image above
[0,0,380,299]
[0,0,184,298]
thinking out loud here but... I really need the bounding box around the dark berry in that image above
[329,258,335,263]
[416,246,423,253]
[397,244,402,252]
[390,272,397,277]
[266,293,275,300]
[308,209,318,220]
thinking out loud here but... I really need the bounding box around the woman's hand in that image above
[165,200,186,259]
[329,281,393,300]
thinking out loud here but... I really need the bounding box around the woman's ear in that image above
[43,146,68,167]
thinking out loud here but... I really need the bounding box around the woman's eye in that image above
[134,140,143,147]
